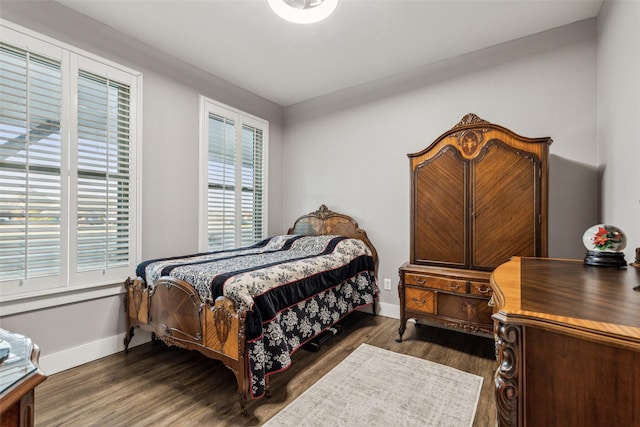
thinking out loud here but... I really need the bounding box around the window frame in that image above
[198,96,268,252]
[0,20,142,315]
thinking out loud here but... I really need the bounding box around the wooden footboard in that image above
[124,277,250,414]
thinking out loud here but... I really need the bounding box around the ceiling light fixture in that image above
[267,0,339,24]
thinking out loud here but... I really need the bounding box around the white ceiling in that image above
[56,0,603,107]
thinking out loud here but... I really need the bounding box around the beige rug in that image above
[263,343,483,427]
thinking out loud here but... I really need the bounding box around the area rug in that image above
[263,343,483,427]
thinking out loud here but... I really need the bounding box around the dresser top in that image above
[491,257,640,344]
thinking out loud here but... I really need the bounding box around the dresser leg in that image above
[396,278,406,342]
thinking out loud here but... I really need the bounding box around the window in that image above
[1,44,62,284]
[199,97,267,252]
[75,71,132,273]
[0,22,140,302]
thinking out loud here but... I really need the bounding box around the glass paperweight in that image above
[582,224,627,267]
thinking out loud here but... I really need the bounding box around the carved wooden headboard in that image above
[287,204,379,272]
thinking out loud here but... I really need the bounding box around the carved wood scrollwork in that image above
[495,322,522,427]
[457,129,484,157]
[311,204,333,219]
[454,113,491,128]
[213,304,232,349]
[450,113,491,157]
[444,320,481,333]
[159,333,188,350]
[443,321,466,330]
[132,282,144,316]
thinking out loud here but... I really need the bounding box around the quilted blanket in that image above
[136,234,378,398]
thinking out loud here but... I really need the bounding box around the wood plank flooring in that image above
[34,312,497,426]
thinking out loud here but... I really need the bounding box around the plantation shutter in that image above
[207,113,236,251]
[0,43,62,281]
[240,124,264,247]
[202,99,267,252]
[76,70,131,272]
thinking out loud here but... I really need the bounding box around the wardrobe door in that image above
[412,146,467,267]
[471,140,541,270]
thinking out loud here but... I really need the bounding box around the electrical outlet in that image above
[383,278,392,290]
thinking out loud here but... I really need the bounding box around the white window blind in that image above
[0,23,140,299]
[76,71,131,272]
[0,43,63,282]
[241,124,265,246]
[207,113,236,250]
[200,97,267,252]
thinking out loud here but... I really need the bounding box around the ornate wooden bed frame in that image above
[123,205,378,414]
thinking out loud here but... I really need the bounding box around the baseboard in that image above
[377,301,400,319]
[40,330,152,375]
[41,304,401,375]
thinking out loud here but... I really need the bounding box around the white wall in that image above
[283,19,600,309]
[597,0,640,264]
[0,1,285,374]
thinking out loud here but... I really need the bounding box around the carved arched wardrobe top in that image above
[408,113,552,162]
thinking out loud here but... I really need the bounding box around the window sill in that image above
[0,281,126,316]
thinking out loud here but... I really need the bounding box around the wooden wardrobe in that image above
[397,113,551,340]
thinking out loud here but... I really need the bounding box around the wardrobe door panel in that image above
[412,146,467,267]
[471,141,540,269]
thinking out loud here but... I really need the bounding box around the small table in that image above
[0,329,46,427]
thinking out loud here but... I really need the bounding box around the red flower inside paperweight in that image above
[582,224,627,267]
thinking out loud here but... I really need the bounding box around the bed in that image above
[123,205,379,414]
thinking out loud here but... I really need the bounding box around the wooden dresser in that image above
[397,114,551,340]
[491,257,640,427]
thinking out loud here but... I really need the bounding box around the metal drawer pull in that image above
[448,283,460,290]
[476,286,491,294]
[411,297,427,306]
[416,278,427,285]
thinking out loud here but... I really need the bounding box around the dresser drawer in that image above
[404,273,466,294]
[437,293,493,324]
[405,287,435,314]
[469,281,492,297]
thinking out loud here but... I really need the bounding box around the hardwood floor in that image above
[34,312,497,426]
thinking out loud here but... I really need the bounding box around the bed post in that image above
[207,296,250,415]
[124,277,133,352]
[237,308,248,415]
[234,310,270,411]
[124,277,148,352]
